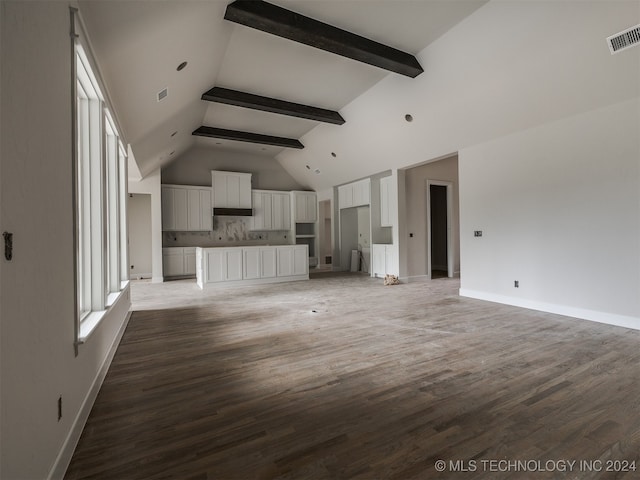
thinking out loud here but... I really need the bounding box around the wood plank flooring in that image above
[65,273,640,479]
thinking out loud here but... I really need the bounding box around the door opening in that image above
[128,193,152,280]
[426,180,454,278]
[318,200,332,269]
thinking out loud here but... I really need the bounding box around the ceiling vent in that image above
[607,25,640,54]
[157,87,168,102]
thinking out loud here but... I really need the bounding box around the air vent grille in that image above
[157,88,168,102]
[607,25,640,54]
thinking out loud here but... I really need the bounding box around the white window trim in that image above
[72,8,130,349]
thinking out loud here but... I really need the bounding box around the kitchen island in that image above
[196,245,309,289]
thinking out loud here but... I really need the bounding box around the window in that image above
[74,37,128,343]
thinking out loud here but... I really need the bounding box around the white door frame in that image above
[426,179,454,278]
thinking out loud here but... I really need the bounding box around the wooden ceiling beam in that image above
[192,126,304,149]
[202,87,345,125]
[224,0,424,78]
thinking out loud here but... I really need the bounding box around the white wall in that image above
[162,145,302,190]
[277,1,639,192]
[459,98,640,328]
[404,156,460,278]
[128,169,163,282]
[128,194,152,278]
[0,2,131,479]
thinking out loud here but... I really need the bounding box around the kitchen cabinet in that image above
[211,170,252,208]
[183,247,197,275]
[277,245,308,277]
[379,176,393,227]
[163,247,197,278]
[187,189,212,231]
[251,190,291,231]
[197,245,308,288]
[204,248,243,283]
[291,191,317,223]
[371,244,397,278]
[162,185,211,231]
[338,179,370,209]
[243,247,277,279]
[271,192,291,230]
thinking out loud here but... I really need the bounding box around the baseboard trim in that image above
[459,288,640,331]
[48,308,132,480]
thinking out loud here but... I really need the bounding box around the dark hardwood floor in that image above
[65,274,640,479]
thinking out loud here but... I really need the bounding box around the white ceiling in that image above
[78,0,488,178]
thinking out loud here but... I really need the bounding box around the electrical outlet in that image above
[57,396,62,421]
[514,280,519,288]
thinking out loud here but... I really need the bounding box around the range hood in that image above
[213,207,253,216]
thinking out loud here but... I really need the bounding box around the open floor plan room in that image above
[64,274,640,479]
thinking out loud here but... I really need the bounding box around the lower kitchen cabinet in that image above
[371,244,397,278]
[163,247,197,278]
[197,245,308,288]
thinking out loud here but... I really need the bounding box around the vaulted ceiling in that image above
[78,0,487,179]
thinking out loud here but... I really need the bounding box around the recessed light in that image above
[405,114,413,122]
[169,151,175,156]
[170,131,178,137]
[331,152,337,158]
[177,61,188,71]
[305,165,311,170]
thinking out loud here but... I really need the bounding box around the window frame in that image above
[72,9,129,349]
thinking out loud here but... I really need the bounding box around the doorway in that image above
[318,200,332,268]
[426,180,454,278]
[128,193,152,279]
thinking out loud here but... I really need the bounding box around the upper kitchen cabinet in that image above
[162,185,212,231]
[211,170,252,209]
[251,190,291,231]
[291,191,317,223]
[379,176,393,227]
[338,179,370,210]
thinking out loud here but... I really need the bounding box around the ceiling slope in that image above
[78,1,488,178]
[224,0,424,78]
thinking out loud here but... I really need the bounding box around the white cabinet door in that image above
[260,248,277,278]
[276,247,293,277]
[161,187,175,230]
[380,176,392,227]
[271,193,291,230]
[304,194,317,222]
[212,174,228,208]
[251,192,264,231]
[199,189,212,231]
[205,250,226,283]
[187,189,201,231]
[243,248,261,280]
[173,188,188,231]
[212,171,252,208]
[184,248,197,275]
[352,179,370,207]
[162,186,188,231]
[163,248,185,277]
[293,245,309,276]
[338,184,353,210]
[293,192,317,222]
[371,244,386,277]
[262,193,273,230]
[225,249,243,281]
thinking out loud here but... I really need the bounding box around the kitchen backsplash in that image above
[163,216,291,247]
